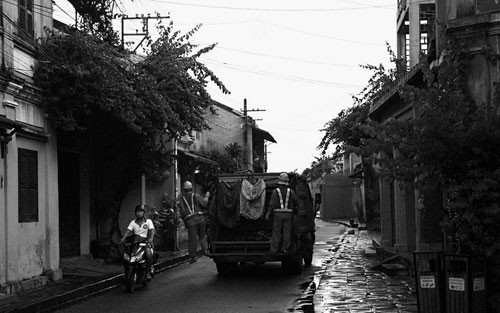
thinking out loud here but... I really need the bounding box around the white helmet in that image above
[278,172,289,185]
[182,181,193,191]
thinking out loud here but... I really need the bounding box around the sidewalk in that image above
[0,246,191,313]
[295,225,418,313]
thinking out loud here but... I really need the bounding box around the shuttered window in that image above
[18,0,34,37]
[18,148,38,223]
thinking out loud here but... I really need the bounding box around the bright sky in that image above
[53,0,397,174]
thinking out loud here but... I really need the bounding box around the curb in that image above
[291,229,350,312]
[8,252,190,313]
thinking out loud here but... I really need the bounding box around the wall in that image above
[5,136,58,282]
[0,0,59,287]
[190,104,244,155]
[320,174,358,219]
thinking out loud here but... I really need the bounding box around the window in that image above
[18,0,34,36]
[420,32,428,55]
[405,33,410,69]
[18,148,38,223]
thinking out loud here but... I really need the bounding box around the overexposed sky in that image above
[53,0,397,173]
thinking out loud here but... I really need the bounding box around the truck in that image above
[206,172,316,275]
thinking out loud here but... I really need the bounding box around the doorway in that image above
[58,151,80,257]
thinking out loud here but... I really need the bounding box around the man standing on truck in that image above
[265,172,298,254]
[176,181,210,263]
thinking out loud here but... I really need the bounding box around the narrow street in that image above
[53,220,346,313]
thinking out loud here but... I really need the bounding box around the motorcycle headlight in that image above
[130,251,145,263]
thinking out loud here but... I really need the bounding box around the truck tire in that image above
[215,261,238,276]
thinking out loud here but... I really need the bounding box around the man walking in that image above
[266,172,298,253]
[176,181,210,263]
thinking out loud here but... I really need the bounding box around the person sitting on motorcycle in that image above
[120,205,155,280]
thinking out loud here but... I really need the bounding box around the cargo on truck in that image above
[206,171,316,275]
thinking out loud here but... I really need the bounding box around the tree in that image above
[318,44,405,228]
[67,0,120,45]
[35,18,228,246]
[321,34,500,310]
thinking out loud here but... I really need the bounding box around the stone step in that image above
[381,263,408,276]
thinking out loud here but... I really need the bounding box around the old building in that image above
[0,0,61,292]
[369,0,440,254]
[371,0,500,256]
[438,0,500,107]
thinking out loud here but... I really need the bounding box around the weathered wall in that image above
[0,0,58,286]
[2,133,59,284]
[320,174,357,219]
[191,105,244,155]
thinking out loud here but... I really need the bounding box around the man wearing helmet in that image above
[120,205,155,279]
[176,181,210,263]
[265,172,298,254]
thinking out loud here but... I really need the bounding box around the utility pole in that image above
[242,98,266,171]
[121,13,170,52]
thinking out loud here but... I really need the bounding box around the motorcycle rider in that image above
[120,205,155,280]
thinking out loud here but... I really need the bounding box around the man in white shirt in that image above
[120,205,155,279]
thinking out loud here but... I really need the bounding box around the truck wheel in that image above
[216,262,238,276]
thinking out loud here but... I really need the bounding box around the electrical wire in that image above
[1,13,52,58]
[194,44,360,68]
[53,1,75,21]
[138,0,394,12]
[338,0,394,10]
[200,58,363,89]
[257,20,385,46]
[3,0,54,19]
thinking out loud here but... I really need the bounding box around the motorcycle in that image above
[122,239,155,293]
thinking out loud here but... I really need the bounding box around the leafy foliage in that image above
[321,34,500,310]
[67,0,119,45]
[302,155,336,181]
[35,16,228,245]
[317,44,404,228]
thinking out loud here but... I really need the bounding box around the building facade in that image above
[370,0,440,254]
[0,0,61,291]
[371,0,500,255]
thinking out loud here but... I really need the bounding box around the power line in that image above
[53,1,75,21]
[138,0,394,12]
[197,44,362,68]
[338,0,394,10]
[257,20,385,46]
[3,0,54,19]
[200,58,363,89]
[1,13,52,59]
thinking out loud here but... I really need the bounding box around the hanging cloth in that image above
[240,178,266,220]
[216,180,242,228]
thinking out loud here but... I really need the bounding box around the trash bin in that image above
[413,252,445,313]
[444,254,487,313]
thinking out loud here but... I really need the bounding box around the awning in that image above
[252,126,276,143]
[178,150,218,165]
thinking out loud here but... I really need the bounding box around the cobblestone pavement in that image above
[297,229,418,313]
